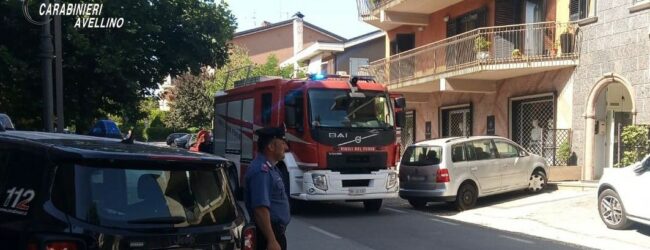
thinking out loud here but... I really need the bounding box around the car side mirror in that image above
[395,111,406,128]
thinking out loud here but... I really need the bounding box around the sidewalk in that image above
[440,188,650,250]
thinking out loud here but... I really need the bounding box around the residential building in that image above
[358,0,650,180]
[281,30,385,76]
[570,0,650,179]
[232,14,346,65]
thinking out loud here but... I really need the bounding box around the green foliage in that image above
[166,71,214,129]
[207,46,303,93]
[557,141,571,166]
[145,127,185,142]
[474,36,490,52]
[0,0,236,132]
[619,125,650,167]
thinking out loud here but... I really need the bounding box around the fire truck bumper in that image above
[290,170,399,201]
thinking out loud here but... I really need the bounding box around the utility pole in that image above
[40,0,54,132]
[54,0,64,133]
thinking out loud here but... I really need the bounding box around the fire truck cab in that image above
[214,75,405,212]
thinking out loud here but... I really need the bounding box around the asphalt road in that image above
[285,198,590,250]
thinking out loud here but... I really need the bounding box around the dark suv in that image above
[0,130,255,250]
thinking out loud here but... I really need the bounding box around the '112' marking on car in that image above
[3,187,35,211]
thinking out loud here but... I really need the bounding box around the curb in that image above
[548,182,597,191]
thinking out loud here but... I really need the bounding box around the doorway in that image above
[585,74,636,180]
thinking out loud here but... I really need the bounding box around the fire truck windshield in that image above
[308,89,394,129]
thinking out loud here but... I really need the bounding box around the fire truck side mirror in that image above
[394,97,406,109]
[396,111,406,128]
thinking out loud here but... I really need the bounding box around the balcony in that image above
[367,22,581,93]
[356,0,462,30]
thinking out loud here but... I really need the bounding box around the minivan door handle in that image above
[470,167,478,171]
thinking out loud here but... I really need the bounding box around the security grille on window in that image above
[401,110,416,153]
[441,105,472,137]
[570,0,595,20]
[511,95,555,163]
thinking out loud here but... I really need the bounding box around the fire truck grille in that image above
[327,152,387,174]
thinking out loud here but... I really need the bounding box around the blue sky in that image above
[227,0,378,39]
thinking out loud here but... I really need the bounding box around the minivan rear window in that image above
[51,164,237,229]
[401,146,443,166]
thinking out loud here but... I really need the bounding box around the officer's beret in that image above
[255,127,285,140]
[255,127,286,152]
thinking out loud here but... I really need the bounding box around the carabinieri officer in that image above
[245,127,290,250]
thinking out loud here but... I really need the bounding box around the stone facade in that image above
[571,0,650,170]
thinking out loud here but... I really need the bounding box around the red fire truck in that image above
[213,74,405,212]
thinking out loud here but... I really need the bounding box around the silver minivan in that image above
[398,136,549,211]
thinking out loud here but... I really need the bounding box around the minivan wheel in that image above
[408,199,427,208]
[455,183,477,211]
[363,199,383,212]
[527,170,547,193]
[598,189,632,230]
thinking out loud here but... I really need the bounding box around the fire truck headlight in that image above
[386,172,398,189]
[312,174,328,191]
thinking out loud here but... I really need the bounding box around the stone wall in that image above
[571,0,650,167]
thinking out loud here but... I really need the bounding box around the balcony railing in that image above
[356,0,397,19]
[368,21,581,86]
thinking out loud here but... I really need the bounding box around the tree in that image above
[166,70,213,129]
[0,0,236,132]
[207,46,303,93]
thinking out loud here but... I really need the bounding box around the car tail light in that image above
[436,169,450,183]
[242,226,256,250]
[46,241,78,250]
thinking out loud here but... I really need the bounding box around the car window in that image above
[494,141,520,158]
[51,163,237,229]
[469,140,497,160]
[401,146,443,166]
[451,143,466,162]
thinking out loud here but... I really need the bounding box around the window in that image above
[227,100,242,154]
[494,141,520,158]
[51,164,237,229]
[284,90,304,128]
[401,146,443,166]
[451,144,466,162]
[261,93,273,126]
[241,98,254,161]
[570,0,596,20]
[349,58,370,76]
[469,140,497,160]
[214,103,227,156]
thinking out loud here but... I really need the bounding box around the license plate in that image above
[409,176,425,181]
[349,187,366,195]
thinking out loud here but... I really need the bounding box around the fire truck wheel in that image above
[363,199,383,212]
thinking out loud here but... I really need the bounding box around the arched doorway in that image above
[584,73,636,180]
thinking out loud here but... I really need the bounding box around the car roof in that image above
[410,136,513,146]
[0,130,227,164]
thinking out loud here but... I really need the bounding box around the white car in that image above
[398,136,549,211]
[598,155,650,229]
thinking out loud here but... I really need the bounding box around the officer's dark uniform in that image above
[245,128,290,250]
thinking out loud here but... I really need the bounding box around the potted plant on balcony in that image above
[474,36,490,61]
[560,26,575,54]
[511,49,523,60]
